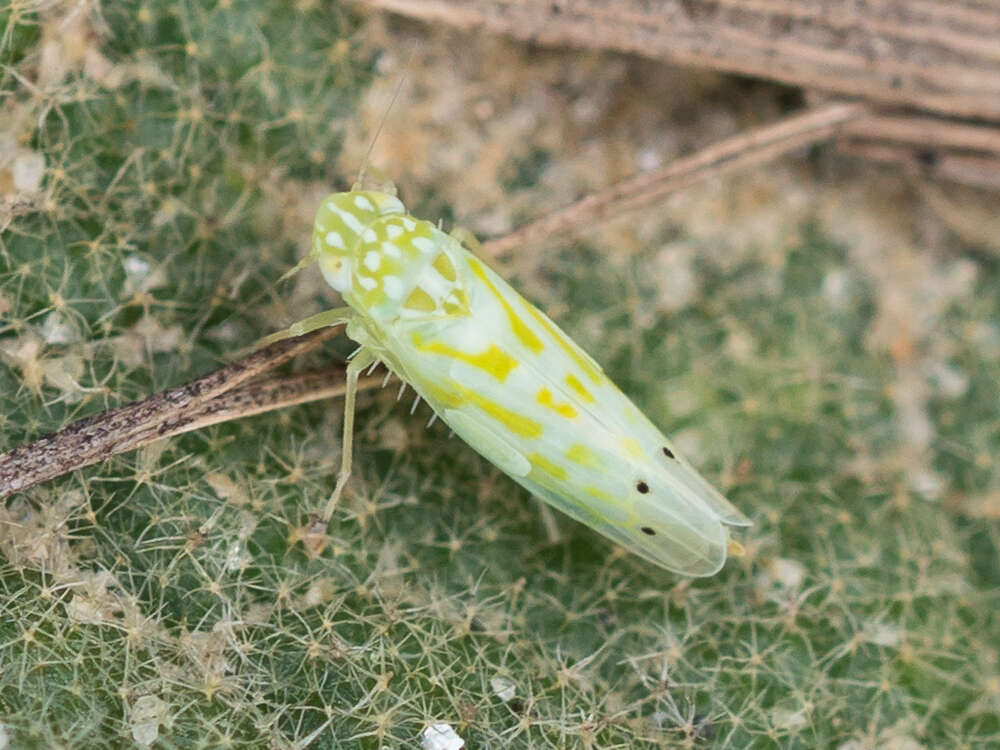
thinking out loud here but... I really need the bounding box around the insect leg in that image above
[321,347,378,522]
[255,306,354,349]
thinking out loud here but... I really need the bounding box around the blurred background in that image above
[1,2,998,747]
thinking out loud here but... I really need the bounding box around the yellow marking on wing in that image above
[467,258,543,354]
[565,373,595,403]
[536,387,578,419]
[528,452,568,481]
[442,288,469,316]
[567,443,598,468]
[621,437,644,459]
[456,385,543,439]
[524,304,604,385]
[412,332,519,382]
[432,252,457,281]
[404,287,437,312]
[584,485,638,525]
[585,485,617,503]
[423,382,464,409]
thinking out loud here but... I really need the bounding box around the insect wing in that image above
[379,228,739,575]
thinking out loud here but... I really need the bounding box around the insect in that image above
[265,187,750,575]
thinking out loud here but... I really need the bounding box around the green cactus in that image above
[1,2,997,748]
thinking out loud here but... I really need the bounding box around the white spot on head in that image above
[383,275,403,299]
[381,241,401,257]
[401,217,416,231]
[353,195,375,212]
[358,276,377,290]
[362,228,377,243]
[364,251,381,271]
[331,206,364,234]
[386,225,403,239]
[325,231,345,249]
[412,236,435,254]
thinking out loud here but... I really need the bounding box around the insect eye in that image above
[636,481,649,494]
[640,526,656,536]
[662,446,675,459]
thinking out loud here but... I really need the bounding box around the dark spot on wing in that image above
[636,481,649,494]
[662,446,675,459]
[641,526,656,536]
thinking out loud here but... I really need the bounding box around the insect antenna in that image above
[353,73,408,192]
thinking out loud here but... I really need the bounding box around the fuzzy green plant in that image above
[1,2,998,749]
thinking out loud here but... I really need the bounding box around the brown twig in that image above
[145,369,385,441]
[837,114,1000,190]
[0,329,344,498]
[361,0,1000,189]
[360,0,1000,120]
[482,100,867,257]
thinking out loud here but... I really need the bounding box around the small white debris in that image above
[767,558,806,589]
[772,705,808,730]
[41,312,76,344]
[490,675,517,702]
[421,723,465,750]
[124,254,151,277]
[123,254,166,293]
[911,468,945,501]
[13,151,45,192]
[225,541,246,572]
[864,620,901,648]
[131,694,168,747]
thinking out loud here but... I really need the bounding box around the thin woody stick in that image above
[142,369,384,442]
[483,101,867,257]
[0,328,341,497]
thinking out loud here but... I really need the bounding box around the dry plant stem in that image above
[152,369,384,441]
[362,0,1000,120]
[838,141,1000,191]
[0,328,342,498]
[838,113,1000,190]
[483,101,867,257]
